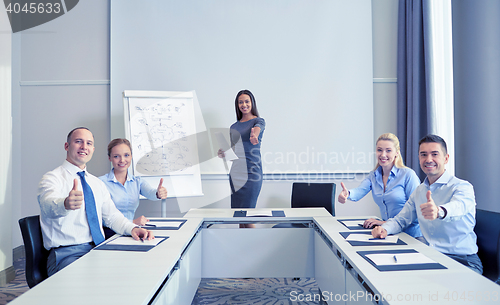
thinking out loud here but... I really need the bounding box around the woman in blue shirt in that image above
[99,138,168,238]
[338,133,422,237]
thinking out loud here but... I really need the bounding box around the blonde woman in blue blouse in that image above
[100,138,168,238]
[338,133,422,237]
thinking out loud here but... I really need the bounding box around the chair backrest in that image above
[291,182,336,216]
[474,209,500,283]
[18,215,49,288]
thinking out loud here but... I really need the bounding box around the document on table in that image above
[147,230,171,237]
[144,221,184,229]
[107,236,164,246]
[337,218,379,230]
[341,220,365,227]
[246,210,274,217]
[95,236,169,252]
[365,253,436,266]
[346,234,399,243]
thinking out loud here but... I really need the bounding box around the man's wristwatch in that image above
[438,206,447,219]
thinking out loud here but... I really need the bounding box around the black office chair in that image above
[18,215,49,288]
[290,182,336,215]
[474,209,500,284]
[274,182,336,228]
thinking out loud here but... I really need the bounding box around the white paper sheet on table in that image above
[149,231,170,237]
[145,221,184,228]
[246,210,274,217]
[106,236,164,246]
[341,220,365,227]
[346,234,399,243]
[366,253,436,265]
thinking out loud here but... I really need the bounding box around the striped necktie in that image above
[78,171,105,245]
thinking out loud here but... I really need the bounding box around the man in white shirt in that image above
[38,127,154,276]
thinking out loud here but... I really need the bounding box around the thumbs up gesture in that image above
[420,190,439,220]
[64,178,84,210]
[338,182,349,204]
[249,127,259,145]
[156,178,168,199]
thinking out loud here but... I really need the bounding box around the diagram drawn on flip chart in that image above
[123,90,203,198]
[130,97,195,176]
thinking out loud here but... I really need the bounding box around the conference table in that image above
[10,208,500,305]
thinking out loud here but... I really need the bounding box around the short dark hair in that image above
[418,134,447,154]
[107,138,132,156]
[67,127,93,143]
[234,89,260,121]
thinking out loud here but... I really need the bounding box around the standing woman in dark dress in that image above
[218,90,266,212]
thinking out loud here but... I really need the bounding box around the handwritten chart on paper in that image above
[128,96,198,176]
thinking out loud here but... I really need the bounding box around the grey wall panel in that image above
[453,0,500,212]
[12,1,112,244]
[19,85,110,217]
[20,1,109,81]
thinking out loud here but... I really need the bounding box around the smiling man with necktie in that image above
[38,127,154,276]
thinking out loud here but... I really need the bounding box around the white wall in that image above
[137,0,400,219]
[11,0,399,248]
[111,0,375,174]
[1,2,13,274]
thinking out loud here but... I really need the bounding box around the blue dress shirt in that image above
[382,170,478,255]
[99,169,159,221]
[348,166,421,237]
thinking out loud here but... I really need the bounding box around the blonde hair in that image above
[373,133,406,170]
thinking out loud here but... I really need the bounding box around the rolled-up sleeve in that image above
[140,178,160,201]
[348,177,372,202]
[440,182,476,222]
[382,195,418,235]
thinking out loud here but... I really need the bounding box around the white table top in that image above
[314,216,500,304]
[10,218,204,305]
[183,207,332,219]
[10,213,499,305]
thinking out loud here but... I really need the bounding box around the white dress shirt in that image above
[38,160,137,250]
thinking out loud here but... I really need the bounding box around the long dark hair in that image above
[234,89,260,121]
